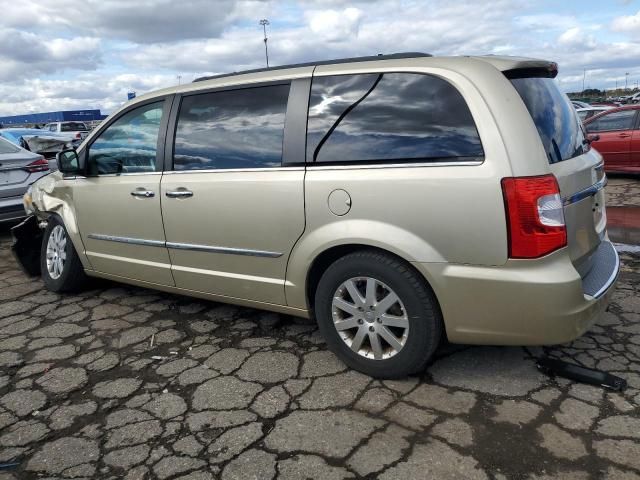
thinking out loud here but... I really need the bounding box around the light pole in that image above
[625,72,629,90]
[260,19,270,68]
[177,75,182,86]
[582,68,586,94]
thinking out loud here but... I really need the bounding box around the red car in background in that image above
[584,105,640,174]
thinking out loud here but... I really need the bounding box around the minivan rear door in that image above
[508,75,606,275]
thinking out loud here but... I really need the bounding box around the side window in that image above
[587,110,636,133]
[48,124,57,132]
[87,101,164,175]
[173,84,290,170]
[306,73,484,163]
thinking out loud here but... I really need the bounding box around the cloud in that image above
[0,29,101,81]
[0,0,239,43]
[0,74,177,116]
[1,0,640,116]
[306,7,364,42]
[611,10,640,37]
[557,27,597,51]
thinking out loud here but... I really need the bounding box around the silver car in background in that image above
[0,136,51,222]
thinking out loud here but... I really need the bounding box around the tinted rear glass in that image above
[510,78,586,164]
[307,73,483,163]
[61,122,88,131]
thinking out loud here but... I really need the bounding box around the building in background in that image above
[0,110,107,128]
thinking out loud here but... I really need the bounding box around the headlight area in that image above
[23,186,34,215]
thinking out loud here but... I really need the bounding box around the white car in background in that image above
[44,121,90,140]
[575,106,613,122]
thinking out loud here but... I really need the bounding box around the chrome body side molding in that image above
[166,242,282,258]
[87,234,165,247]
[88,234,282,258]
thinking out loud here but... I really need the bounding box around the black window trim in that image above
[587,109,639,134]
[80,95,175,177]
[165,79,306,172]
[304,71,485,166]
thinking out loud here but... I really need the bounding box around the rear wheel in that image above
[314,250,442,378]
[41,216,87,292]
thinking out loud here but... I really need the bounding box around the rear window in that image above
[0,137,20,154]
[510,77,586,164]
[61,122,88,132]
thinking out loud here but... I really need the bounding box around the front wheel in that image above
[314,250,442,378]
[41,216,87,292]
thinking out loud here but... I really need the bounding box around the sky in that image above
[0,0,639,117]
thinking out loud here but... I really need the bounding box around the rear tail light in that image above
[501,174,567,259]
[75,132,82,139]
[23,157,49,173]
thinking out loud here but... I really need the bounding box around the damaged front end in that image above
[11,215,43,276]
[20,135,80,159]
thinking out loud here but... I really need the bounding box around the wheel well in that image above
[305,244,441,319]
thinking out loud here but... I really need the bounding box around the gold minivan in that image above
[13,53,619,378]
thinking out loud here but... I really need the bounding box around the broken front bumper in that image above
[11,215,43,276]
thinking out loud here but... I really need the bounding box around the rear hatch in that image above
[507,72,607,279]
[0,138,45,199]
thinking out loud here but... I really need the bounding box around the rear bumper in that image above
[0,196,26,223]
[413,242,619,346]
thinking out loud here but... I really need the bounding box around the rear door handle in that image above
[617,133,631,138]
[130,189,155,198]
[166,190,194,198]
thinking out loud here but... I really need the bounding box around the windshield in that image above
[61,122,88,132]
[510,77,587,164]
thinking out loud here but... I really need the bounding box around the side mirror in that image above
[588,134,600,143]
[56,149,81,176]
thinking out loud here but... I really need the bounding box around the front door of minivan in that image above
[73,98,174,285]
[160,82,307,305]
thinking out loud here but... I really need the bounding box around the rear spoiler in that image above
[474,56,559,79]
[503,62,558,79]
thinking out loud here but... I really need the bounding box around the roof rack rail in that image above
[193,52,432,83]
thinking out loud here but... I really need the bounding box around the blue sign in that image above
[127,92,136,100]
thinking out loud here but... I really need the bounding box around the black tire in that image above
[40,215,87,292]
[314,249,442,379]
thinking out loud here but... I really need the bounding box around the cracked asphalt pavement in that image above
[0,177,639,480]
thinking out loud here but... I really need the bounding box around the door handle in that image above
[617,133,631,138]
[130,189,155,198]
[166,190,194,198]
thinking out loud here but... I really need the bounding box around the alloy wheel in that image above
[46,225,67,280]
[331,276,409,360]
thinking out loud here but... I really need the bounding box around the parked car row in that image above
[607,92,640,104]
